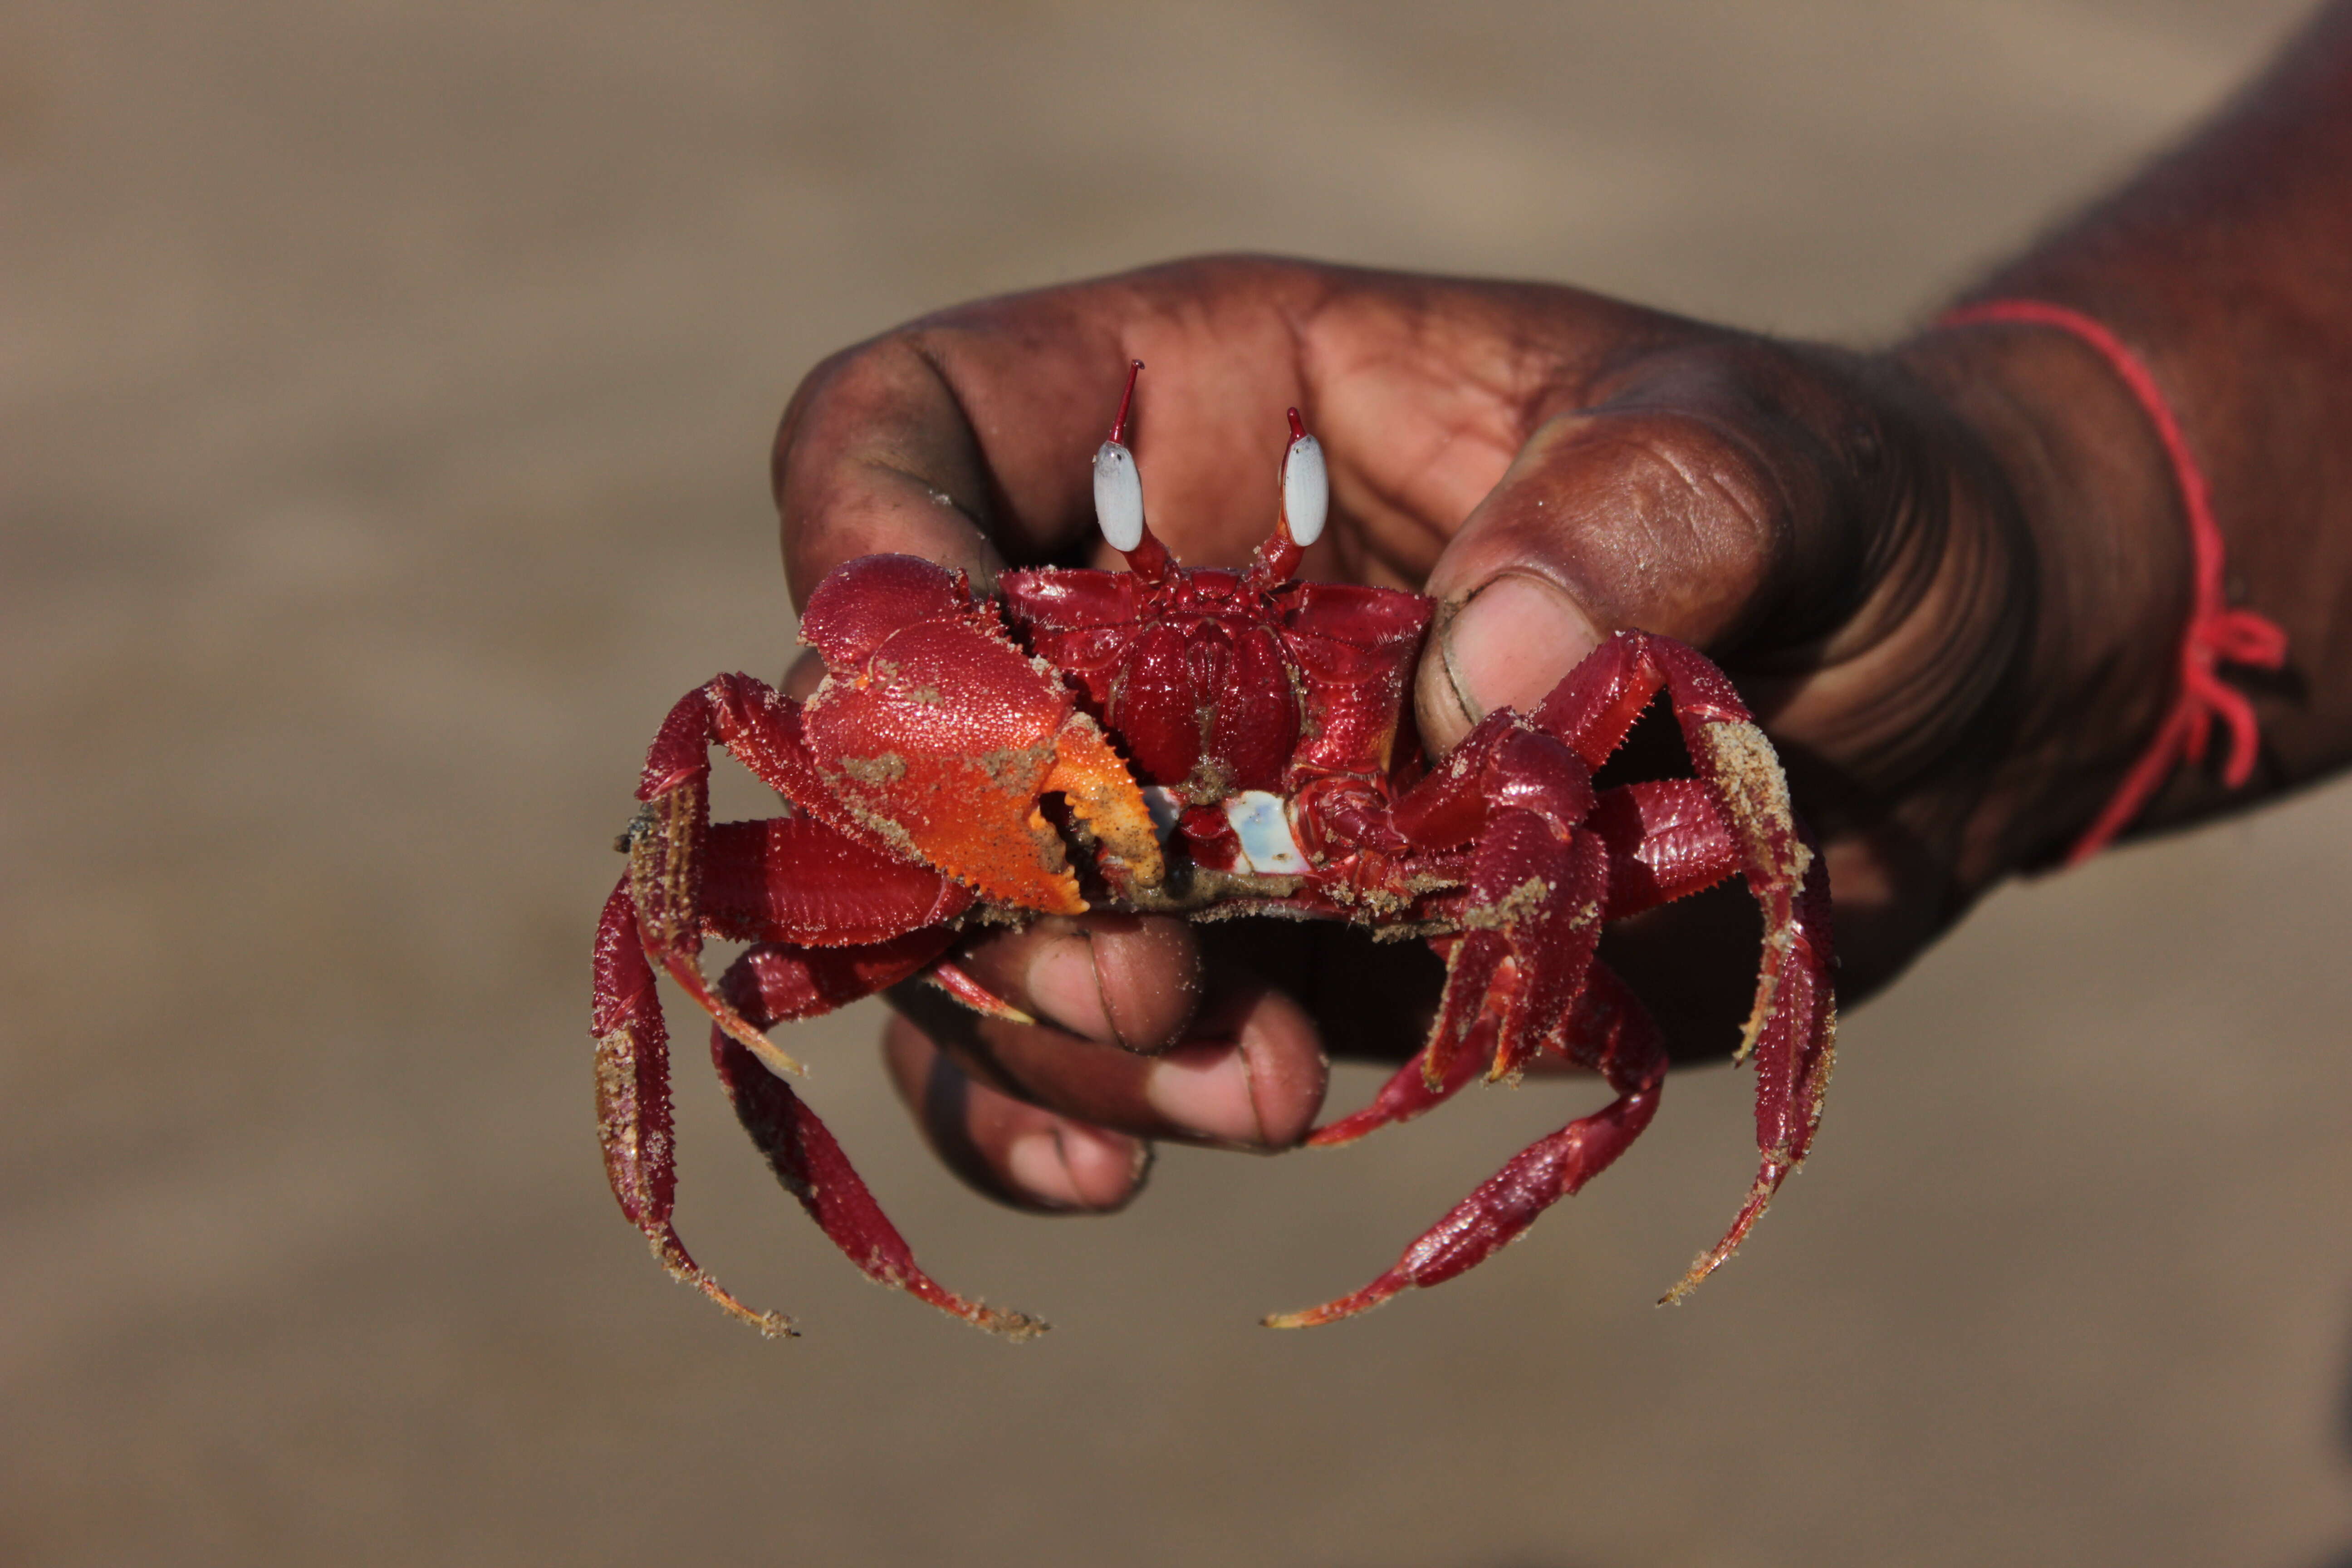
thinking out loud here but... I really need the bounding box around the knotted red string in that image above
[1939,298,2288,865]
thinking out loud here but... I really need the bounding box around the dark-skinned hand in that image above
[769,2,2352,1231]
[768,255,2165,1213]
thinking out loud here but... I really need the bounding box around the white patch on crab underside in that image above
[1225,792,1309,874]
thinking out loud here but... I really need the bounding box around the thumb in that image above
[1414,349,1878,753]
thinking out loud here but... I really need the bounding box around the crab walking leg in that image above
[712,948,1047,1341]
[1309,716,1617,1134]
[1587,779,1742,917]
[639,672,844,827]
[700,818,974,944]
[1427,730,1613,1082]
[714,925,966,1022]
[1369,715,1612,1088]
[591,881,796,1337]
[628,676,988,1078]
[1532,631,1838,1300]
[1661,844,1835,1303]
[593,857,981,1337]
[628,674,878,1078]
[923,959,1037,1023]
[1304,956,1503,1148]
[695,818,1024,1021]
[1438,820,1611,1086]
[1267,959,1669,1329]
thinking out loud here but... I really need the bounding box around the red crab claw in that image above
[797,554,1164,915]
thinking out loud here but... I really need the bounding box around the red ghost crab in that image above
[592,362,1836,1339]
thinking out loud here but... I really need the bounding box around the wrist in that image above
[1895,315,2194,879]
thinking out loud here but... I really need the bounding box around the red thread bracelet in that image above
[1939,298,2288,865]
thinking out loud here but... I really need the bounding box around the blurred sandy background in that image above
[5,2,2351,1564]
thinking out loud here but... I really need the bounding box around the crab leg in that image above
[1378,718,1612,1088]
[1532,631,1837,1302]
[693,817,1035,1019]
[1662,845,1833,1303]
[592,880,796,1337]
[1430,818,1610,1086]
[1306,716,1610,1141]
[710,947,1046,1340]
[629,675,888,1077]
[1268,963,1668,1328]
[1304,979,1495,1149]
[1309,935,1659,1148]
[698,818,974,947]
[640,671,845,826]
[1588,779,1742,917]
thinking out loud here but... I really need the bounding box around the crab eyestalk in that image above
[1094,359,1172,581]
[1248,407,1327,588]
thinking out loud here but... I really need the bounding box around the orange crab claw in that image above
[797,555,1162,913]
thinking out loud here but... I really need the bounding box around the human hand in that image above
[769,255,2176,1215]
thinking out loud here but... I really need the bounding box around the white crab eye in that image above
[1282,433,1328,547]
[1093,440,1145,552]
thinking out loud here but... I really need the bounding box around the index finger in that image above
[770,298,1161,602]
[772,263,1343,604]
[772,333,1030,604]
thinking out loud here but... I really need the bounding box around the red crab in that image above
[592,362,1835,1338]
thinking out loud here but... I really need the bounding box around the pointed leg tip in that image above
[1656,1262,1712,1308]
[1658,1235,1736,1306]
[902,1274,1049,1340]
[975,1308,1051,1343]
[1259,1302,1363,1330]
[705,1284,799,1337]
[1261,1280,1397,1329]
[725,1014,808,1077]
[926,961,1037,1024]
[693,1274,803,1339]
[1659,1161,1792,1305]
[942,1287,1050,1341]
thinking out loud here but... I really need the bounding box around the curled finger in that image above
[883,1015,1151,1213]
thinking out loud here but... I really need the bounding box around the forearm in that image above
[1904,0,2352,868]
